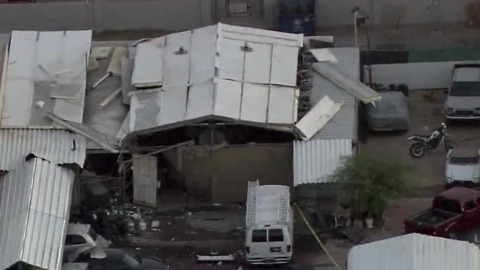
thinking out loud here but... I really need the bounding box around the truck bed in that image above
[409,209,457,226]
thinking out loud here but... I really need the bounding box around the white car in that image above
[445,148,480,187]
[64,223,111,257]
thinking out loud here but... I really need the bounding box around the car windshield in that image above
[450,156,479,164]
[450,81,480,96]
[122,251,141,268]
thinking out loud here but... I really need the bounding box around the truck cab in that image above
[404,187,480,238]
[445,64,480,121]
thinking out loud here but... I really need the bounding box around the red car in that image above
[404,187,480,238]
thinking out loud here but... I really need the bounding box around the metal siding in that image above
[131,37,165,88]
[240,83,269,122]
[189,25,217,84]
[268,86,296,124]
[185,81,215,120]
[163,31,192,88]
[0,158,75,270]
[310,48,360,141]
[243,43,272,84]
[347,233,480,270]
[270,45,299,86]
[159,86,188,125]
[1,30,91,127]
[133,155,157,207]
[217,38,244,81]
[214,79,242,119]
[0,128,86,170]
[293,139,353,186]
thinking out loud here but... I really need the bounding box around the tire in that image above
[409,143,426,158]
[444,139,456,152]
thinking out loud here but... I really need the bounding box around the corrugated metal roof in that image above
[293,139,352,186]
[126,24,302,137]
[0,128,86,170]
[0,157,75,270]
[347,233,480,270]
[246,180,291,227]
[1,30,92,128]
[309,48,359,140]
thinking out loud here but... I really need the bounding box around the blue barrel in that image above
[279,0,315,15]
[278,15,315,36]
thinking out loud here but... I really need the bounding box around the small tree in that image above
[330,153,412,226]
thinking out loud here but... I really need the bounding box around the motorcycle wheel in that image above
[409,143,426,158]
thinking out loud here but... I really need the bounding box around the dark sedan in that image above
[73,248,169,270]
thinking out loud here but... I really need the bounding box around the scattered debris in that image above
[197,254,235,262]
[108,47,128,76]
[88,57,99,71]
[99,87,122,109]
[91,72,113,89]
[152,220,160,228]
[91,47,111,59]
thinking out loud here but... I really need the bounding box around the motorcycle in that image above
[407,125,456,158]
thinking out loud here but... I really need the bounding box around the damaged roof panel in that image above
[163,31,191,88]
[295,95,343,140]
[124,24,302,138]
[1,30,92,127]
[0,128,86,170]
[240,83,269,123]
[0,157,75,270]
[313,62,380,104]
[190,25,217,84]
[131,37,165,88]
[213,79,242,120]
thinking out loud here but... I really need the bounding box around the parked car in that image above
[445,148,480,187]
[404,187,480,238]
[71,248,169,270]
[64,223,111,257]
[445,64,480,121]
[367,91,410,131]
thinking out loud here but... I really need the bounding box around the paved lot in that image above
[360,90,480,187]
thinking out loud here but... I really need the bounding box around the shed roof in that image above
[0,156,76,270]
[347,233,480,270]
[0,30,92,128]
[125,24,302,138]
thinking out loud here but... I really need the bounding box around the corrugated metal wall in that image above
[293,139,353,186]
[0,128,87,170]
[0,158,75,270]
[348,233,480,270]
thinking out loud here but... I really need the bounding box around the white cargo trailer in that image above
[245,180,293,265]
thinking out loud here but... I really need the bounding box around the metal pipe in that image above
[91,71,112,89]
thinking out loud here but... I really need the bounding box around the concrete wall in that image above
[0,0,213,33]
[163,143,293,203]
[364,61,480,90]
[315,0,473,27]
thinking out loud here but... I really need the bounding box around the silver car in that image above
[445,64,480,121]
[445,148,480,187]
